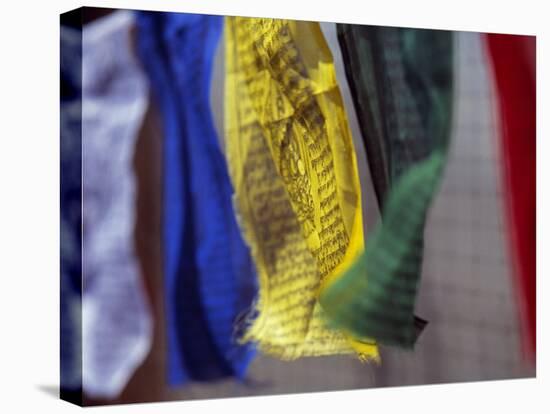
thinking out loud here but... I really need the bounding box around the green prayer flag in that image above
[320,26,454,348]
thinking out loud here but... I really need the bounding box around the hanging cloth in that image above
[225,17,378,360]
[320,26,454,348]
[485,33,536,361]
[81,10,153,398]
[136,11,258,384]
[60,23,83,396]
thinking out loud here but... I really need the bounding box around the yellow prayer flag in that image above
[225,16,378,360]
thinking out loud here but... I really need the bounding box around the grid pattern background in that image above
[369,30,534,386]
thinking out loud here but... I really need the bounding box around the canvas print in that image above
[60,6,536,406]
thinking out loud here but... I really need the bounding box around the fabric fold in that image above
[225,17,378,360]
[81,10,153,398]
[486,33,536,360]
[136,11,258,384]
[60,23,83,396]
[320,26,454,348]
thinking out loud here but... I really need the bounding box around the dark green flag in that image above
[319,26,454,348]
